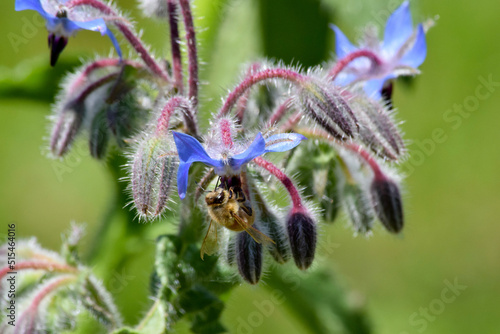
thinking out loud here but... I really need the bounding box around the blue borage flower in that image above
[331,1,427,98]
[173,131,306,199]
[15,0,122,66]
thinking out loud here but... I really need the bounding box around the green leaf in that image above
[265,266,372,334]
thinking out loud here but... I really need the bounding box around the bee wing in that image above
[230,211,275,245]
[200,220,218,260]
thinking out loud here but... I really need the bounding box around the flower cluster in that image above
[9,0,430,331]
[0,226,122,333]
[330,1,427,100]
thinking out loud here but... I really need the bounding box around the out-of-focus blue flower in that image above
[173,131,306,199]
[331,1,426,98]
[15,0,122,66]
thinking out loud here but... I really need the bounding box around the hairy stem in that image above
[178,0,199,108]
[267,97,293,126]
[219,68,305,117]
[328,49,384,80]
[68,58,143,94]
[254,157,303,209]
[296,127,384,178]
[0,261,77,280]
[235,63,261,123]
[155,95,199,137]
[67,0,171,82]
[168,0,184,94]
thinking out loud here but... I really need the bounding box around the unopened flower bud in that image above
[236,229,263,285]
[370,177,403,233]
[130,134,178,220]
[89,109,109,159]
[253,191,290,264]
[349,93,404,160]
[50,102,84,157]
[297,80,358,140]
[286,210,317,270]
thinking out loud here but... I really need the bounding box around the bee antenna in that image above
[214,176,221,190]
[194,181,208,192]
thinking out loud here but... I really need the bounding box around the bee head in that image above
[205,188,227,206]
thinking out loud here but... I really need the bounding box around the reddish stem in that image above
[218,68,305,117]
[29,275,76,309]
[68,58,142,94]
[328,49,384,80]
[296,127,385,178]
[0,260,77,280]
[267,97,293,126]
[279,111,303,132]
[178,0,199,108]
[156,95,198,137]
[343,142,384,179]
[236,63,262,123]
[254,157,303,209]
[18,275,76,332]
[66,0,170,82]
[116,23,170,82]
[75,72,119,103]
[168,0,184,94]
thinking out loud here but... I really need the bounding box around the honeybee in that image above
[201,186,274,259]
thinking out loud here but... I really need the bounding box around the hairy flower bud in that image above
[89,108,109,159]
[50,101,84,157]
[130,134,178,220]
[236,229,263,285]
[296,80,358,140]
[370,177,404,233]
[287,210,317,270]
[349,93,404,160]
[253,190,291,264]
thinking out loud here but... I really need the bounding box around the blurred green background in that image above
[1,0,499,333]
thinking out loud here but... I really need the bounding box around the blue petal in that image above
[73,18,108,35]
[333,72,358,87]
[231,133,266,169]
[172,132,217,165]
[176,162,191,199]
[400,24,426,68]
[173,132,223,199]
[106,29,123,59]
[330,24,357,59]
[383,1,413,54]
[363,78,387,99]
[265,133,307,153]
[15,0,45,13]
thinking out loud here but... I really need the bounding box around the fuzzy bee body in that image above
[201,186,273,259]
